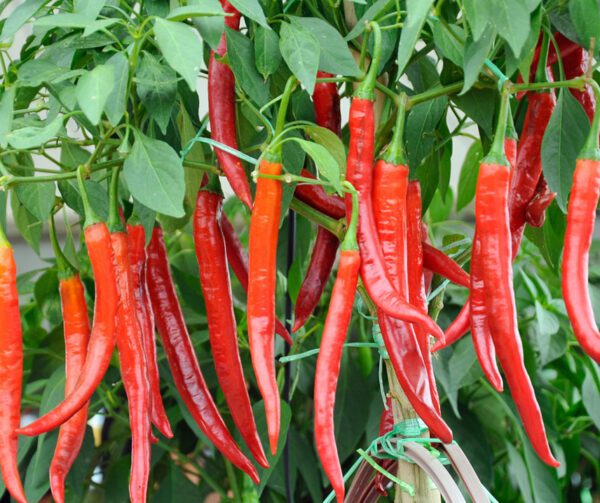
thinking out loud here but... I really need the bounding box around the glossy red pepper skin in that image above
[563,44,595,122]
[525,177,556,228]
[373,398,394,496]
[406,182,442,413]
[146,227,259,482]
[373,162,452,442]
[219,214,292,345]
[127,224,173,440]
[247,158,283,455]
[476,161,559,467]
[509,87,556,252]
[422,243,469,288]
[50,275,91,503]
[345,98,444,339]
[314,249,361,503]
[0,242,27,503]
[293,228,339,331]
[208,0,252,208]
[313,71,342,135]
[19,223,119,436]
[194,186,269,468]
[111,231,152,502]
[295,169,346,220]
[562,159,600,362]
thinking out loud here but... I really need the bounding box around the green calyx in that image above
[355,22,382,101]
[342,182,359,252]
[382,94,408,166]
[0,222,10,248]
[579,80,600,161]
[202,173,223,196]
[482,89,510,166]
[107,167,125,233]
[49,214,77,280]
[535,31,550,85]
[77,166,101,229]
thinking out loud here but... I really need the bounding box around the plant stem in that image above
[1,159,123,186]
[509,76,586,93]
[289,198,343,237]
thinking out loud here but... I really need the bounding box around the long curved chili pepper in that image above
[0,227,27,503]
[422,243,469,288]
[208,0,252,208]
[295,169,346,220]
[127,224,173,440]
[373,398,394,497]
[562,102,600,363]
[562,39,595,122]
[525,177,556,228]
[146,226,259,482]
[344,30,444,340]
[193,176,269,468]
[406,181,443,414]
[293,228,339,332]
[19,194,119,436]
[314,189,361,503]
[110,228,152,502]
[219,214,292,345]
[293,76,343,332]
[476,93,559,467]
[49,219,91,503]
[247,156,283,454]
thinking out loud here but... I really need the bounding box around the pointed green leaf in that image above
[6,115,63,149]
[15,182,55,222]
[76,64,115,125]
[279,22,319,94]
[294,139,342,194]
[255,26,281,78]
[397,0,435,75]
[228,0,268,28]
[0,0,47,41]
[0,87,15,148]
[104,52,129,126]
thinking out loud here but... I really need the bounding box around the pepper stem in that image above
[0,221,9,248]
[579,80,600,160]
[356,22,382,100]
[108,167,125,232]
[505,107,518,140]
[77,166,100,229]
[203,172,223,195]
[49,214,77,279]
[535,31,550,85]
[342,181,359,251]
[483,89,510,165]
[382,93,408,165]
[272,76,298,157]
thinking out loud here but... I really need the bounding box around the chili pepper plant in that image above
[0,0,599,501]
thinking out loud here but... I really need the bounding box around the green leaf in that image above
[302,124,346,177]
[82,18,118,37]
[453,88,496,136]
[294,139,342,194]
[34,12,89,28]
[522,442,561,503]
[0,87,15,148]
[462,0,487,41]
[254,26,282,78]
[541,90,590,212]
[345,0,391,41]
[569,0,600,54]
[461,29,495,94]
[456,140,484,211]
[291,17,360,77]
[396,0,435,75]
[11,192,43,254]
[17,59,76,88]
[136,52,178,134]
[405,96,446,170]
[582,367,600,430]
[58,178,109,220]
[192,0,224,50]
[428,187,453,223]
[6,115,63,149]
[74,0,106,19]
[279,22,320,94]
[123,130,185,217]
[152,463,204,502]
[226,28,269,106]
[506,443,533,503]
[490,0,531,57]
[0,0,47,41]
[14,182,55,222]
[104,52,129,126]
[167,4,223,21]
[154,18,203,90]
[228,0,268,27]
[76,64,115,125]
[430,19,464,66]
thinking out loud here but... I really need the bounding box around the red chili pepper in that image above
[314,190,361,503]
[561,39,595,122]
[406,181,442,413]
[219,214,292,344]
[49,218,91,503]
[373,398,394,496]
[146,226,259,482]
[110,229,152,502]
[208,0,252,208]
[422,243,469,288]
[344,43,444,339]
[293,76,343,332]
[19,222,119,436]
[562,106,600,362]
[193,176,269,468]
[247,157,283,454]
[295,169,346,219]
[127,224,173,440]
[524,177,556,228]
[0,228,26,503]
[475,94,558,466]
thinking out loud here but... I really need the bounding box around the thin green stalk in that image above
[272,76,298,156]
[49,214,77,279]
[224,460,241,503]
[510,77,586,93]
[289,198,343,237]
[579,80,600,160]
[108,167,124,232]
[408,81,464,109]
[77,166,100,228]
